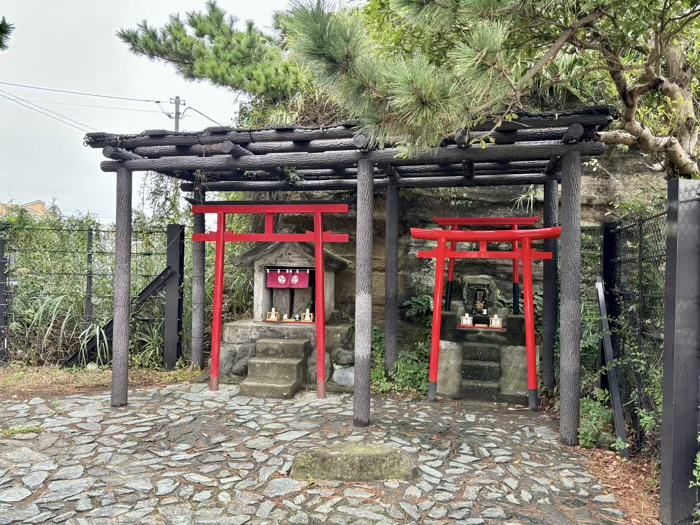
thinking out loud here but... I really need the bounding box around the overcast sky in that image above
[0,0,291,221]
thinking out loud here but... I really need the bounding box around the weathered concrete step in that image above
[460,379,500,401]
[255,338,310,359]
[239,378,300,399]
[462,360,500,381]
[247,357,304,383]
[462,343,501,362]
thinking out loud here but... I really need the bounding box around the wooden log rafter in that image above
[100,141,604,173]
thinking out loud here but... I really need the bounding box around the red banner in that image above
[267,271,289,288]
[289,271,310,289]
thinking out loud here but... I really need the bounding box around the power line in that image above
[0,80,161,103]
[0,88,97,131]
[184,105,223,126]
[0,91,93,133]
[0,99,163,114]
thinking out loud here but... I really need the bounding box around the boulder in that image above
[332,347,354,366]
[332,366,354,387]
[306,348,332,383]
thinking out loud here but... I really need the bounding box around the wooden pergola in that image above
[84,107,610,444]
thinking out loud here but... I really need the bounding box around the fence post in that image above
[660,178,700,525]
[164,224,185,371]
[85,227,94,325]
[601,221,621,390]
[0,234,7,365]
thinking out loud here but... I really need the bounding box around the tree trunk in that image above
[112,167,132,407]
[191,189,206,370]
[542,179,559,393]
[384,183,399,374]
[559,152,582,445]
[354,159,374,427]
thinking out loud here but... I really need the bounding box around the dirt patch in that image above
[0,364,201,401]
[582,448,661,525]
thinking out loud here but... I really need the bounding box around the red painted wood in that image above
[193,203,349,215]
[434,217,540,227]
[411,226,562,242]
[521,238,538,390]
[314,212,327,398]
[418,250,553,261]
[429,239,447,388]
[265,213,274,234]
[210,212,227,391]
[193,232,349,244]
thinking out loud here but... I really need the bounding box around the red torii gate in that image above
[192,202,350,396]
[433,217,540,313]
[412,226,561,409]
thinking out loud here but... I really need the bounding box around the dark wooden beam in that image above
[191,188,206,370]
[112,167,132,407]
[220,140,286,178]
[179,173,559,192]
[102,146,143,161]
[87,125,358,148]
[385,183,399,373]
[354,158,374,427]
[471,112,611,131]
[559,151,582,445]
[397,161,550,174]
[542,179,559,393]
[101,141,604,173]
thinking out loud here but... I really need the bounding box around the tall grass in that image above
[2,205,254,368]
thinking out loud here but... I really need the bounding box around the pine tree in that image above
[287,0,700,175]
[117,2,305,107]
[0,17,14,51]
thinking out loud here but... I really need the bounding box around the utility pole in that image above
[170,96,185,131]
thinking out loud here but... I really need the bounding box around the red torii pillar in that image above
[192,202,350,397]
[412,226,561,410]
[433,217,541,313]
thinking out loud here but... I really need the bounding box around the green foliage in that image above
[0,16,13,51]
[370,326,430,395]
[691,434,700,490]
[578,389,614,449]
[117,1,305,103]
[0,426,43,438]
[401,295,434,326]
[286,0,700,173]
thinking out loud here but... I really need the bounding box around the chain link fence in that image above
[604,209,667,453]
[0,224,171,366]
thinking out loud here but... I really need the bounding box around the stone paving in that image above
[0,384,626,524]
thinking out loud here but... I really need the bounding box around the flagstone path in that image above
[0,383,626,524]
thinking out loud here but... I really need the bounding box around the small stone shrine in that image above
[217,239,354,396]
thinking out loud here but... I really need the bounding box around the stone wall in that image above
[275,148,665,331]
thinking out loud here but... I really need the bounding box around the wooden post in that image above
[354,158,374,427]
[0,234,7,365]
[384,183,399,374]
[112,167,132,407]
[191,189,206,369]
[210,212,226,391]
[660,179,700,525]
[313,212,328,398]
[559,152,582,445]
[542,179,559,393]
[164,224,185,371]
[85,227,94,325]
[521,238,538,410]
[428,239,447,402]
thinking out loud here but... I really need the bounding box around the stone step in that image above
[462,360,500,381]
[247,357,304,383]
[462,343,501,362]
[460,379,501,401]
[255,338,310,359]
[239,378,300,399]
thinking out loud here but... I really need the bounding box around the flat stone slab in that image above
[291,443,417,481]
